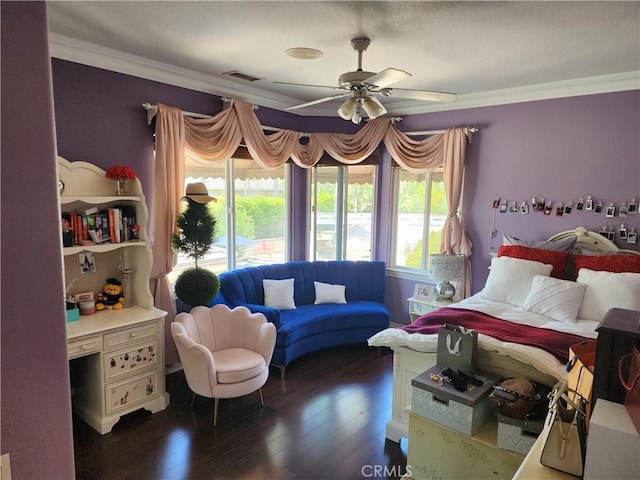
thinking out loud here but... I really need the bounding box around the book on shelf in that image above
[88,229,110,244]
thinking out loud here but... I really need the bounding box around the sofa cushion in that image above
[276,302,390,346]
[212,348,266,383]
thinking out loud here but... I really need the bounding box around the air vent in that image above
[222,70,262,82]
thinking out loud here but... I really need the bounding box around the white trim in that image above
[50,33,640,116]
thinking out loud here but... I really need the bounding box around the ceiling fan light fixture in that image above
[338,97,358,120]
[362,96,386,119]
[351,107,362,125]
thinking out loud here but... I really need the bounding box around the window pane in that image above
[345,166,374,261]
[391,167,448,272]
[313,166,339,261]
[394,169,427,268]
[169,154,287,287]
[233,158,286,266]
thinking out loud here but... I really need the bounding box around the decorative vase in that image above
[116,178,129,195]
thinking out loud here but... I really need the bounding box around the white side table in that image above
[407,297,452,321]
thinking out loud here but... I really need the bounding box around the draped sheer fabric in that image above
[151,99,473,336]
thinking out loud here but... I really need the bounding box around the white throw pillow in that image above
[522,275,586,323]
[314,281,347,305]
[481,256,553,306]
[263,278,296,310]
[576,269,640,321]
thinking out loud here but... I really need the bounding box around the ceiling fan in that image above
[276,37,457,124]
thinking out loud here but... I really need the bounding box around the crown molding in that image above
[49,33,639,117]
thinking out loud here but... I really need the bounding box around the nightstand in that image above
[407,297,452,321]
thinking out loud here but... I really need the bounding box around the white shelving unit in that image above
[59,156,169,434]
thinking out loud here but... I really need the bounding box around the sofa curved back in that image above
[218,260,386,307]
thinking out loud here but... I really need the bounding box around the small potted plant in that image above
[105,165,136,195]
[172,183,220,307]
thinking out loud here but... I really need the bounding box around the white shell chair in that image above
[171,304,276,426]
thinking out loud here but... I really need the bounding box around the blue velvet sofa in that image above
[216,260,390,377]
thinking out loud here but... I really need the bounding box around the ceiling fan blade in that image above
[286,92,351,111]
[381,88,457,103]
[363,68,411,89]
[274,81,342,91]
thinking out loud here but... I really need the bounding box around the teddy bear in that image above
[95,278,125,310]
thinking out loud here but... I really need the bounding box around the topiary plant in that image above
[172,199,220,307]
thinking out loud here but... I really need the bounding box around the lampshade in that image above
[338,98,358,120]
[361,96,387,119]
[429,254,466,282]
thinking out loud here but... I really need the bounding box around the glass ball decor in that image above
[435,280,456,301]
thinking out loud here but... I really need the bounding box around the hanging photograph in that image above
[605,205,616,217]
[80,252,96,274]
[628,232,637,244]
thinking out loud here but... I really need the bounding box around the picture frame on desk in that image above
[413,283,436,301]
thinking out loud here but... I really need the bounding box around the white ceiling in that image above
[47,1,640,118]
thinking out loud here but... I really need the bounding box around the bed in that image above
[369,227,640,442]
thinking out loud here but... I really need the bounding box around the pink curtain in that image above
[440,128,473,298]
[150,104,185,364]
[151,100,473,360]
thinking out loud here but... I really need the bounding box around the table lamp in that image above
[429,254,466,301]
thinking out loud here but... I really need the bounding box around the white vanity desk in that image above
[67,306,169,434]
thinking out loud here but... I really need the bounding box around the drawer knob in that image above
[81,345,88,350]
[130,333,136,338]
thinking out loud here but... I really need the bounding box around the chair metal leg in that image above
[190,392,196,408]
[258,388,264,407]
[213,398,219,427]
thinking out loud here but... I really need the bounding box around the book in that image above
[88,229,110,244]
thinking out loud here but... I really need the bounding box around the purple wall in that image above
[52,60,639,326]
[1,3,75,478]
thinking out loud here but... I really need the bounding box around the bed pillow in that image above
[263,278,296,310]
[498,245,569,279]
[576,269,640,321]
[314,281,347,305]
[481,256,553,307]
[503,234,577,252]
[522,275,586,323]
[575,254,640,275]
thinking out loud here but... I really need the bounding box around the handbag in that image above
[436,323,478,372]
[618,345,640,434]
[566,339,596,429]
[488,378,546,420]
[539,381,587,477]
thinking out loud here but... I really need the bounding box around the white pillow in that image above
[263,278,296,310]
[576,269,640,321]
[522,275,586,323]
[314,281,347,305]
[481,256,553,306]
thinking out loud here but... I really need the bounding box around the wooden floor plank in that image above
[73,344,408,479]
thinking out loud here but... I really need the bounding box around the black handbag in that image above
[539,381,587,477]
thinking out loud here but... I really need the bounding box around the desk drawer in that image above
[103,323,157,351]
[104,342,158,381]
[68,336,101,359]
[106,370,159,414]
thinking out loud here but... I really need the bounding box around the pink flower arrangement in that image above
[105,165,136,180]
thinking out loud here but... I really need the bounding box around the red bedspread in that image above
[402,307,588,363]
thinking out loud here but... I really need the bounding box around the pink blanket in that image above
[402,307,588,363]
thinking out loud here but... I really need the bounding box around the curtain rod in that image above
[142,103,478,139]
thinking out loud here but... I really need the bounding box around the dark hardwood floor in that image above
[73,345,408,480]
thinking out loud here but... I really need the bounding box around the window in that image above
[309,164,376,261]
[168,151,289,284]
[390,166,447,273]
